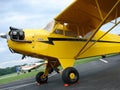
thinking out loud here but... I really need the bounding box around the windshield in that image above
[43,20,55,32]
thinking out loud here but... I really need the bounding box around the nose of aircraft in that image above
[0,33,7,39]
[0,27,25,41]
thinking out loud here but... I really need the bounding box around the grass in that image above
[74,56,101,65]
[0,54,116,85]
[0,70,43,85]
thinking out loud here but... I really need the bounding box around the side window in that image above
[65,31,77,37]
[65,31,71,36]
[54,29,63,35]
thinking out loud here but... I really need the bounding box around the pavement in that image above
[0,54,120,90]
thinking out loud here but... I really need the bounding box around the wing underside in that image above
[55,0,120,36]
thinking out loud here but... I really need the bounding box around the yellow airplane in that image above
[1,0,120,86]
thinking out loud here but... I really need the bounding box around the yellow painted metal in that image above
[69,73,75,79]
[8,29,120,69]
[58,59,75,69]
[8,29,49,57]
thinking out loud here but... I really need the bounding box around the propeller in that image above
[1,27,28,60]
[0,33,15,53]
[0,33,7,39]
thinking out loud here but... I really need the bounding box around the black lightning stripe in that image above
[38,38,120,45]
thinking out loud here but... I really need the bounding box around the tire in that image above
[36,72,48,83]
[28,70,31,72]
[102,55,106,58]
[62,67,79,84]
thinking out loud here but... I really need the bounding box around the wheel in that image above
[102,55,106,58]
[62,67,79,84]
[28,70,31,72]
[36,72,48,84]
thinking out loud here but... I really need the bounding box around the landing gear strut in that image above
[36,60,79,86]
[36,60,60,85]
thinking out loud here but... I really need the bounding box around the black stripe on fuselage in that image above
[38,37,120,45]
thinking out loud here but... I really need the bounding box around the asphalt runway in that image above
[1,55,120,90]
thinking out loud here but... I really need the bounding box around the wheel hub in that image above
[69,73,75,79]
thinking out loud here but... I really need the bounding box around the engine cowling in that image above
[9,27,25,40]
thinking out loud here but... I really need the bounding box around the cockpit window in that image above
[54,29,63,35]
[53,29,78,37]
[65,31,77,37]
[43,20,55,32]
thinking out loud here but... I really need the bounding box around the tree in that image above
[0,66,17,76]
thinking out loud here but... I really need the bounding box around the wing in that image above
[55,0,120,36]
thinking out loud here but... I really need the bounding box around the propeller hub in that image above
[0,33,7,39]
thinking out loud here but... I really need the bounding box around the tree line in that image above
[0,66,17,76]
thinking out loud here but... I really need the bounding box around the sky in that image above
[0,0,120,68]
[0,0,74,68]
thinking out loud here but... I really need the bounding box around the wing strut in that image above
[75,0,120,59]
[79,21,120,56]
[95,0,103,21]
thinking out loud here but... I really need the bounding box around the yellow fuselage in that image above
[7,29,120,68]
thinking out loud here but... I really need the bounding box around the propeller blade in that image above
[0,33,7,39]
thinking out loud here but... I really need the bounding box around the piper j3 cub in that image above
[1,0,120,86]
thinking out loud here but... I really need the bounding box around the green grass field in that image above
[0,70,41,85]
[74,56,100,65]
[0,55,111,85]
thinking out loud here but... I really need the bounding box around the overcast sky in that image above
[0,0,74,68]
[0,0,120,68]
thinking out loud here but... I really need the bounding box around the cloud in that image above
[0,46,6,52]
[22,0,73,10]
[0,12,44,28]
[100,19,120,34]
[0,57,42,68]
[0,39,7,53]
[0,0,74,33]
